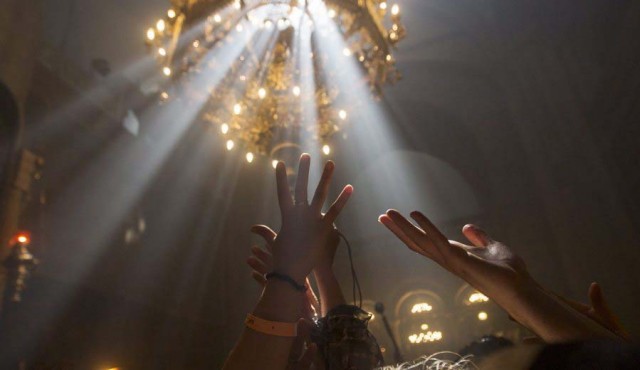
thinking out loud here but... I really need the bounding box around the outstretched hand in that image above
[379,210,620,342]
[269,154,352,284]
[379,210,531,308]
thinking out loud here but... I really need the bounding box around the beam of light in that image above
[22,22,263,356]
[306,3,480,299]
[24,16,215,156]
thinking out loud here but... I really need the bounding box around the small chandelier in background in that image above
[144,0,405,166]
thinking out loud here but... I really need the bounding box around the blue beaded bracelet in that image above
[265,272,307,292]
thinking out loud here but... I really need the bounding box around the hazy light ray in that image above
[26,17,212,152]
[26,29,256,354]
[51,26,257,276]
[25,54,156,146]
[296,15,323,186]
[113,28,279,300]
[309,5,431,242]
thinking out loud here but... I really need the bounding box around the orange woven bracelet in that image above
[245,313,298,337]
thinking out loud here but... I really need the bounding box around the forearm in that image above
[509,282,618,343]
[223,280,304,370]
[313,267,346,317]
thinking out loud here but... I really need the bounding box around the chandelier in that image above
[144,0,405,165]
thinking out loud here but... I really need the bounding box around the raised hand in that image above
[268,154,352,284]
[223,155,351,370]
[379,210,531,305]
[379,210,618,342]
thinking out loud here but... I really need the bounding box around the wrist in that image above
[253,279,306,322]
[272,261,308,286]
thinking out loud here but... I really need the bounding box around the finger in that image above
[251,245,273,268]
[589,283,623,329]
[382,211,437,259]
[294,154,311,205]
[588,282,609,313]
[310,161,335,214]
[462,224,493,247]
[276,161,293,214]
[389,210,432,243]
[410,211,457,261]
[409,211,450,246]
[295,344,317,370]
[247,256,269,275]
[251,271,267,286]
[250,224,277,251]
[378,215,423,254]
[323,185,353,224]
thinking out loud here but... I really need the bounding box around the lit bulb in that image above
[158,47,166,56]
[420,324,429,330]
[390,31,398,41]
[343,48,352,56]
[234,0,241,9]
[193,40,200,48]
[391,4,400,15]
[386,54,392,62]
[162,67,171,76]
[146,28,156,41]
[322,144,331,155]
[478,311,488,321]
[272,160,278,169]
[156,19,166,32]
[233,103,242,115]
[339,110,347,120]
[221,123,229,134]
[167,9,176,18]
[246,152,254,163]
[380,2,388,10]
[17,235,28,243]
[264,20,273,29]
[292,86,301,96]
[226,140,235,150]
[328,9,336,18]
[160,91,169,100]
[236,24,243,32]
[258,88,267,99]
[214,14,222,23]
